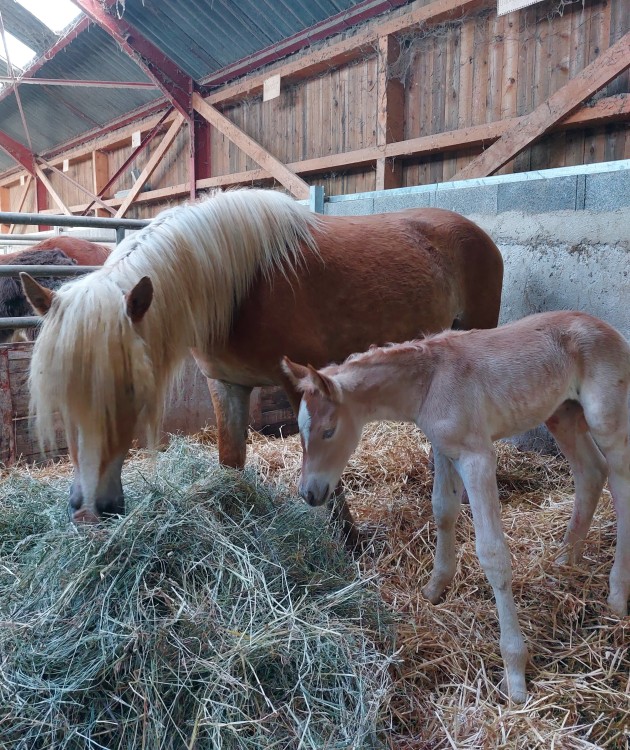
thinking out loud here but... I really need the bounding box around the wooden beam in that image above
[115,113,185,218]
[92,150,110,217]
[376,35,405,191]
[192,92,310,200]
[36,94,630,213]
[0,185,10,232]
[8,175,32,233]
[207,0,494,108]
[38,158,116,216]
[452,31,630,181]
[34,165,71,215]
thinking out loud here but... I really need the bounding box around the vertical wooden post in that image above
[35,175,50,231]
[0,186,10,233]
[375,35,405,191]
[92,150,110,217]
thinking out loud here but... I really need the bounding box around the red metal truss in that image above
[0,130,35,174]
[71,0,194,118]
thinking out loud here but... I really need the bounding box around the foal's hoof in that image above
[421,582,446,605]
[499,675,528,704]
[607,592,629,618]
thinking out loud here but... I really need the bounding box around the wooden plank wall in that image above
[0,0,628,215]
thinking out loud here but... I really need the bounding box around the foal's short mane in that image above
[29,189,320,449]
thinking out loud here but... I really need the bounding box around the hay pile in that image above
[1,424,628,749]
[245,423,629,750]
[0,440,393,749]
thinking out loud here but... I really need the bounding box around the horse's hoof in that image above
[72,508,100,524]
[499,675,528,704]
[607,593,629,618]
[421,585,444,605]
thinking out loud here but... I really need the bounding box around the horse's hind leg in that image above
[206,379,253,469]
[583,392,630,617]
[423,449,463,603]
[545,401,608,564]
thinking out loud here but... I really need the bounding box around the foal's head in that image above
[282,357,363,506]
[22,272,155,523]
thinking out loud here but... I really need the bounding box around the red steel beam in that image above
[0,130,36,174]
[72,0,193,118]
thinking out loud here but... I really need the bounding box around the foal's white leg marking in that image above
[422,450,463,603]
[583,389,630,617]
[545,402,608,564]
[455,450,529,703]
[297,399,311,449]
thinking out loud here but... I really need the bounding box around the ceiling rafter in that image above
[71,0,194,119]
[0,129,35,174]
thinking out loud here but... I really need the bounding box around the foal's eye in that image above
[322,427,336,440]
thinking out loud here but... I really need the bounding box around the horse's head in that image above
[282,356,362,506]
[21,272,155,523]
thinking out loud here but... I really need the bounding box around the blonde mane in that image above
[29,189,320,450]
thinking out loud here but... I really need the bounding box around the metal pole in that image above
[0,212,149,230]
[0,265,100,277]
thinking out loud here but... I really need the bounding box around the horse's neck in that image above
[342,347,432,424]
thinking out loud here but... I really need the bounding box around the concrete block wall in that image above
[320,160,630,452]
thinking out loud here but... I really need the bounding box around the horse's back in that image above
[29,237,111,265]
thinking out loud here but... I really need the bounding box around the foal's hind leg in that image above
[584,394,630,617]
[545,401,608,565]
[206,379,253,469]
[455,449,529,703]
[422,450,463,603]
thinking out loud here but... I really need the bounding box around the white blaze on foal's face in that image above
[297,391,360,506]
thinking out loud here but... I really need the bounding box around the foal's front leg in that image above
[455,450,529,703]
[423,449,463,603]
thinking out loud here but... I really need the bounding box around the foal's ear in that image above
[20,272,55,316]
[125,276,153,324]
[307,364,341,403]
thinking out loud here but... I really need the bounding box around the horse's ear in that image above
[306,364,341,403]
[20,272,55,316]
[125,276,153,324]
[281,356,310,390]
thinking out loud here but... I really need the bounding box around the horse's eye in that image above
[322,427,336,440]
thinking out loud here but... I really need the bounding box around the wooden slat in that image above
[376,35,404,190]
[116,113,185,218]
[207,0,495,108]
[192,92,310,200]
[34,164,72,215]
[452,30,630,181]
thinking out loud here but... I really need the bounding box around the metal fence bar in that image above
[0,265,101,277]
[0,212,149,231]
[0,317,40,330]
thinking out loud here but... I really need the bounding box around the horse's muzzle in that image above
[300,483,329,507]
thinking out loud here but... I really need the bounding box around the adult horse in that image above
[22,189,503,532]
[1,236,111,266]
[0,238,110,344]
[0,248,77,344]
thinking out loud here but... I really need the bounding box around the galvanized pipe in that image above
[0,317,39,330]
[0,265,100,277]
[0,212,149,231]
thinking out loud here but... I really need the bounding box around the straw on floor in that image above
[1,422,628,749]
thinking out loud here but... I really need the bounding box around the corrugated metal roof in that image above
[0,0,406,177]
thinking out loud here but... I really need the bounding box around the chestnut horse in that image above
[0,237,110,344]
[22,189,503,534]
[0,236,111,266]
[282,310,630,702]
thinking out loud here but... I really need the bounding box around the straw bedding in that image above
[1,424,628,749]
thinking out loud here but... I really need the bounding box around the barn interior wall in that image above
[0,0,628,214]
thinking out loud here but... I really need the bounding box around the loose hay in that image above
[1,425,629,749]
[0,440,393,749]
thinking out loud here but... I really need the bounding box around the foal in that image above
[282,310,630,703]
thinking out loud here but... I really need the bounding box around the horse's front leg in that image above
[328,483,361,548]
[206,378,253,469]
[422,449,463,603]
[455,449,529,704]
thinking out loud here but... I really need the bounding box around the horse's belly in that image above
[190,348,276,387]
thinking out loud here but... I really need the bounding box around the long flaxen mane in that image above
[29,189,320,451]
